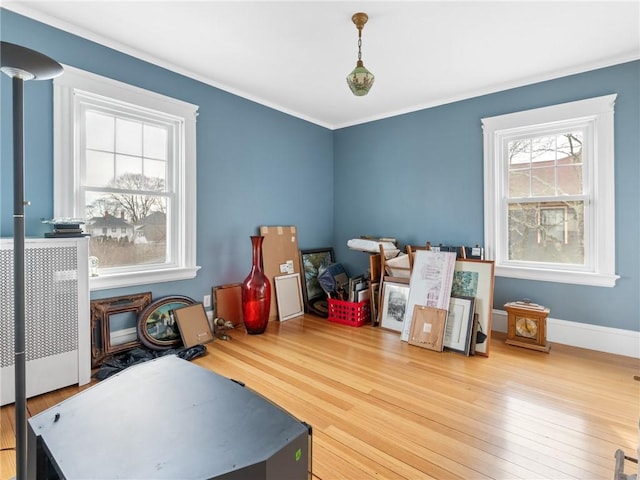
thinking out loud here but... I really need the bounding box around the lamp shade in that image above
[346,60,375,96]
[1,41,63,80]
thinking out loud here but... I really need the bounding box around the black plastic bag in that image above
[93,345,206,381]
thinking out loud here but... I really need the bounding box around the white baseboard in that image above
[492,309,640,359]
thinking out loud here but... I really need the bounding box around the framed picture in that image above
[299,248,334,317]
[137,295,196,350]
[90,292,152,368]
[379,280,410,332]
[408,306,448,351]
[274,273,304,321]
[400,250,457,342]
[452,259,495,356]
[212,283,243,328]
[173,303,214,348]
[444,295,476,355]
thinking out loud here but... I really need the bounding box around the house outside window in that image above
[54,66,200,290]
[482,95,618,287]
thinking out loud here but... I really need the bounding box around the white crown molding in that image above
[4,2,638,131]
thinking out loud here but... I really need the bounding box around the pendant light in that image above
[346,12,375,96]
[1,41,63,480]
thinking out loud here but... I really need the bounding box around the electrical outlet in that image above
[203,294,211,308]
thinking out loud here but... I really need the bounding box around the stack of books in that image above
[44,222,89,238]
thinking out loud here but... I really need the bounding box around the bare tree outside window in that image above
[506,132,584,265]
[84,173,168,268]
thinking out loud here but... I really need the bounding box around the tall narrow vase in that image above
[241,235,271,334]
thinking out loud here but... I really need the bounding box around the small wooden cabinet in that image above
[504,301,550,352]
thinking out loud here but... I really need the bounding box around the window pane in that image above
[508,169,530,197]
[144,159,166,186]
[85,150,114,187]
[509,139,531,166]
[531,166,556,196]
[110,163,164,194]
[143,124,168,160]
[115,154,143,180]
[115,118,142,156]
[556,165,583,195]
[507,201,584,265]
[557,132,583,163]
[84,192,167,268]
[85,111,114,151]
[530,135,557,163]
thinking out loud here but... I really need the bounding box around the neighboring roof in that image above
[88,214,133,228]
[136,211,166,226]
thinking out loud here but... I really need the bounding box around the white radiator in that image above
[0,237,90,406]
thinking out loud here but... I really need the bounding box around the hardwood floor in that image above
[1,315,638,479]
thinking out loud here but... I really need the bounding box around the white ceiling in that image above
[4,1,639,129]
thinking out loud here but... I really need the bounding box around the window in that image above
[54,66,200,290]
[482,95,618,287]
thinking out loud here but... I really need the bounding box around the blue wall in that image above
[334,61,640,331]
[2,9,638,332]
[0,9,334,303]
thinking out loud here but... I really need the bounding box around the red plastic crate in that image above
[328,298,370,327]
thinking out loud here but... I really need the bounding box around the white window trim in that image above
[54,65,200,290]
[482,94,619,287]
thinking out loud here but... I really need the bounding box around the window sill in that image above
[89,266,201,291]
[495,265,619,287]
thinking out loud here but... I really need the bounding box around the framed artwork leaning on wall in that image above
[299,248,334,317]
[452,260,495,357]
[379,279,410,332]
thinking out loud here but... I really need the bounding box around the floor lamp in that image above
[0,41,63,480]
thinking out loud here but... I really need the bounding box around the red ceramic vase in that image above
[241,235,271,334]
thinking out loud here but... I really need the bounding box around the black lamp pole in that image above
[0,41,63,480]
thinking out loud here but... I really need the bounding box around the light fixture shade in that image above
[346,61,375,96]
[1,41,63,80]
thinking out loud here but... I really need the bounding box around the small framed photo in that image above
[408,306,448,352]
[172,303,214,348]
[444,295,476,355]
[379,280,410,332]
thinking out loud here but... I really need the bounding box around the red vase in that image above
[241,235,271,334]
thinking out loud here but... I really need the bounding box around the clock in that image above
[504,301,550,352]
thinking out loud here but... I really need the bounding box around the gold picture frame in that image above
[90,292,152,368]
